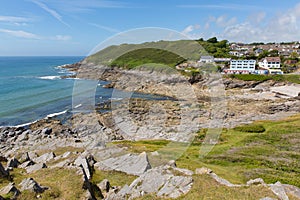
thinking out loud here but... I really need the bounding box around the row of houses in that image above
[198,55,283,74]
[230,42,300,57]
[225,57,283,75]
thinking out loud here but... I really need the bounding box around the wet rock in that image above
[0,183,20,198]
[19,178,48,193]
[95,152,151,176]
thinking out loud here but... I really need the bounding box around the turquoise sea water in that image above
[0,56,84,126]
[0,56,168,126]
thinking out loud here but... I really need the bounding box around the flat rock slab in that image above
[33,152,55,163]
[95,152,151,176]
[283,184,300,199]
[269,182,289,200]
[25,163,47,173]
[0,183,20,196]
[111,165,193,199]
[271,85,300,97]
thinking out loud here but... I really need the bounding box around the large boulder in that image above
[95,152,151,176]
[19,178,48,193]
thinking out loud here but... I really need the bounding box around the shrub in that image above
[233,124,266,133]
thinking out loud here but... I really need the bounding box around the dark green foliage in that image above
[207,37,218,43]
[233,124,266,133]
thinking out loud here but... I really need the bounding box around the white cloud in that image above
[0,29,40,39]
[0,16,30,23]
[219,3,300,42]
[31,0,70,27]
[52,35,72,41]
[177,4,259,10]
[209,15,237,27]
[88,23,119,33]
[0,28,72,41]
[181,24,201,37]
[182,3,300,43]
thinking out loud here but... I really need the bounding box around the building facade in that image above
[230,60,256,71]
[259,57,283,74]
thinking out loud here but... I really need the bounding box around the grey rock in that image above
[157,176,193,198]
[167,160,177,167]
[25,163,47,173]
[209,173,241,187]
[195,167,213,175]
[247,178,266,186]
[95,152,151,176]
[0,183,20,197]
[283,184,300,199]
[98,179,110,193]
[7,157,20,168]
[269,181,289,200]
[19,160,35,169]
[113,165,193,199]
[19,178,48,193]
[74,156,92,180]
[34,152,55,163]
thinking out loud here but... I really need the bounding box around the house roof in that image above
[265,57,281,62]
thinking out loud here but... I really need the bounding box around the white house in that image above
[230,60,256,71]
[199,56,214,63]
[259,57,283,74]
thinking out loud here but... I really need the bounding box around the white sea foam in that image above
[74,104,82,109]
[39,76,61,80]
[46,110,68,118]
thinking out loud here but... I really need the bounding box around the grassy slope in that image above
[112,114,300,199]
[85,40,203,67]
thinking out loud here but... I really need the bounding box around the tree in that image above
[207,37,218,43]
[290,52,299,59]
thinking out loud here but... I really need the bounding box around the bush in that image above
[234,124,266,133]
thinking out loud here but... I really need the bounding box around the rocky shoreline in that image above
[1,62,300,199]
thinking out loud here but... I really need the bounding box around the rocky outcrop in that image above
[0,183,20,198]
[95,152,151,176]
[19,178,48,193]
[25,163,47,173]
[109,164,193,199]
[269,181,289,200]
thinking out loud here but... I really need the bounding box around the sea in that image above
[0,56,167,127]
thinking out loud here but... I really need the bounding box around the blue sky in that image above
[0,0,300,56]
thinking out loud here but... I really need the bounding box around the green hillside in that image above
[85,40,205,68]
